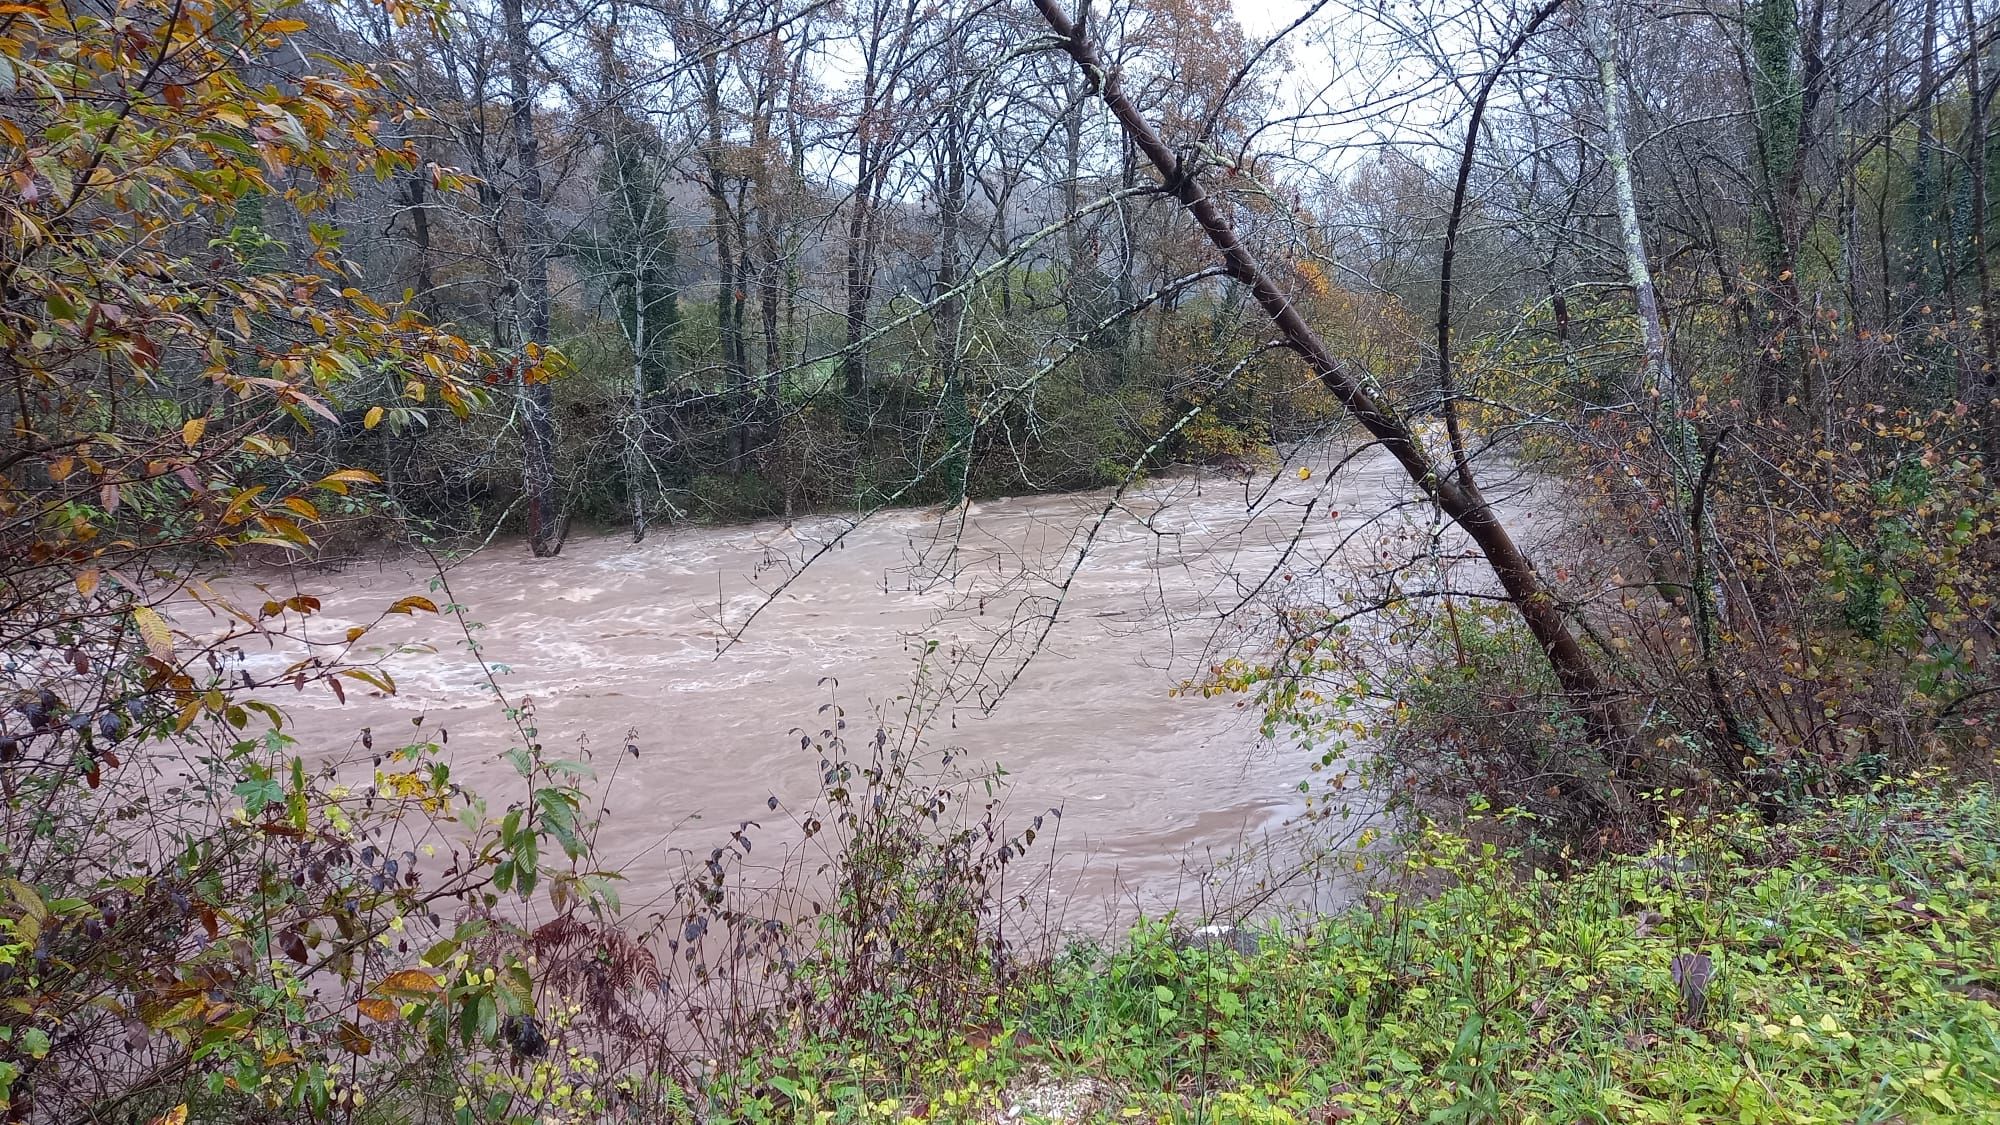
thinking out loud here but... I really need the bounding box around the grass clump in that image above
[733,780,2000,1123]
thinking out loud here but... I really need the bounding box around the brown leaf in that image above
[356,997,398,1022]
[379,969,442,996]
[335,1020,373,1055]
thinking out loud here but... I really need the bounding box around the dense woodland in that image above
[2,0,1999,1117]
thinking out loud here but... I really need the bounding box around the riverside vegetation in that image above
[3,0,1999,1119]
[721,779,2000,1124]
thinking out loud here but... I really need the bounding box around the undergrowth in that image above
[721,779,2000,1124]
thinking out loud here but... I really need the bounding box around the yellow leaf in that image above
[75,568,100,598]
[4,877,46,921]
[387,596,437,615]
[147,1107,187,1125]
[1298,467,1311,481]
[356,997,398,1022]
[221,485,266,525]
[317,469,382,491]
[379,969,441,996]
[363,406,384,430]
[132,606,173,661]
[181,417,206,447]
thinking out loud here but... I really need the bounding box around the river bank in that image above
[679,781,2000,1123]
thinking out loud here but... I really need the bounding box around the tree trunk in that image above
[1111,133,1138,385]
[732,200,754,467]
[1596,14,1750,777]
[502,0,562,558]
[1964,0,1997,386]
[697,56,750,471]
[840,44,882,404]
[1593,19,1678,400]
[629,288,647,543]
[1745,0,1814,410]
[757,210,783,397]
[1917,0,1942,304]
[1439,0,1566,487]
[404,171,437,319]
[1063,72,1091,354]
[937,68,971,507]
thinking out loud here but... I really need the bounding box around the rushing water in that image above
[212,444,1456,930]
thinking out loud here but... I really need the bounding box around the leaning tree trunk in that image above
[502,0,562,557]
[1028,0,1634,807]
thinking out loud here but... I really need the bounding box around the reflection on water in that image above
[214,445,1443,930]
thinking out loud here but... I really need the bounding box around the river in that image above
[215,443,1462,932]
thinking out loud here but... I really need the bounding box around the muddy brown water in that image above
[205,445,1469,932]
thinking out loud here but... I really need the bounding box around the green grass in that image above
[726,781,2000,1123]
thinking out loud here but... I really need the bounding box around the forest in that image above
[2,0,1998,1118]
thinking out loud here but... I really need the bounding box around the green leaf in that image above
[233,775,282,816]
[196,130,256,157]
[501,963,533,1012]
[475,993,498,1043]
